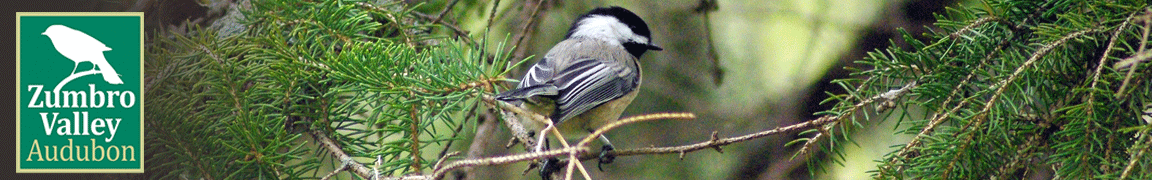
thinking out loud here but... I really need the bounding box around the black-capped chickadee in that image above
[495,6,662,177]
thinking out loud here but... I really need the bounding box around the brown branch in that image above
[797,79,918,158]
[429,146,589,180]
[310,130,375,179]
[433,151,460,171]
[409,104,423,173]
[433,77,504,94]
[795,126,829,159]
[575,113,698,147]
[551,115,840,162]
[422,110,838,180]
[430,0,462,24]
[480,95,542,150]
[312,129,432,180]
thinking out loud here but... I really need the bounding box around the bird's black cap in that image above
[566,6,662,58]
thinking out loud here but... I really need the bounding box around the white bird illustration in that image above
[41,25,123,84]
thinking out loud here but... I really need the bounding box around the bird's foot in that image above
[538,157,561,180]
[597,145,616,171]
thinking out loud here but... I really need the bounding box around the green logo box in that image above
[17,12,144,173]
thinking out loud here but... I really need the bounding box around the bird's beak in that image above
[647,43,663,51]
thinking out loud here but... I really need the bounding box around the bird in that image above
[41,25,123,84]
[495,6,662,178]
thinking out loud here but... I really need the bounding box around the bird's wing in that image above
[517,56,556,88]
[547,58,638,123]
[495,56,558,101]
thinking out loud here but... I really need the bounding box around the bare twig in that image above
[1117,9,1152,99]
[576,113,698,147]
[321,159,350,180]
[310,130,376,179]
[313,129,431,180]
[429,146,590,180]
[1114,51,1152,72]
[797,80,918,157]
[562,115,840,162]
[314,101,846,180]
[430,0,462,24]
[510,0,549,61]
[481,95,542,150]
[434,151,461,171]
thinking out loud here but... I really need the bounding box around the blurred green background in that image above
[3,0,969,179]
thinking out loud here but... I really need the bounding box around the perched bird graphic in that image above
[41,25,123,84]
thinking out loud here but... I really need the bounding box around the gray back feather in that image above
[517,37,640,123]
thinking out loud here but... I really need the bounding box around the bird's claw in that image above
[597,145,616,171]
[539,157,561,180]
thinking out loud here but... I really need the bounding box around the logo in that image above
[17,12,144,173]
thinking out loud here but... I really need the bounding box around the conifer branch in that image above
[798,79,917,158]
[883,29,1015,176]
[994,117,1050,180]
[1120,129,1151,179]
[1089,11,1138,117]
[948,17,1000,40]
[1092,12,1139,175]
[943,29,1096,178]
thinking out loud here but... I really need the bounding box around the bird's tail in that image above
[93,61,123,84]
[495,84,559,102]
